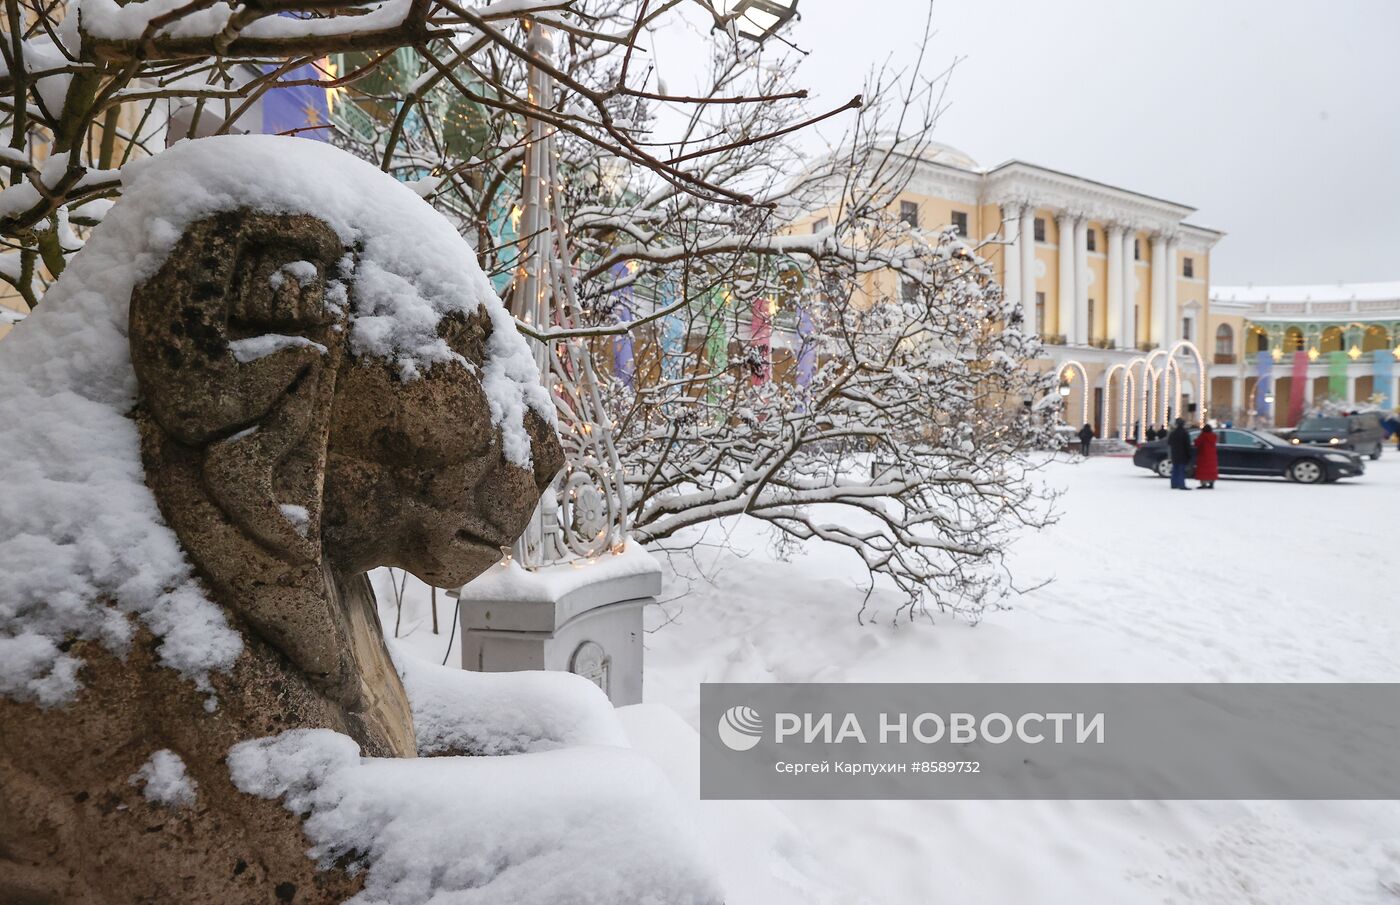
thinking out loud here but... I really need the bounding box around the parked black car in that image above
[1289,413,1385,460]
[1132,428,1365,484]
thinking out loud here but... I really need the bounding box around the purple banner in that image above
[1255,351,1273,419]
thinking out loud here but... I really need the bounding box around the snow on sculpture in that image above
[0,136,717,905]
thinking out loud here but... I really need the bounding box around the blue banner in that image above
[261,57,330,140]
[1255,351,1273,418]
[1375,350,1394,410]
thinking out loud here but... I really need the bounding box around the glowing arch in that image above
[1144,349,1171,426]
[1104,362,1135,440]
[1168,340,1207,426]
[1057,360,1090,427]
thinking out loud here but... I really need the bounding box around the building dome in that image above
[921,141,979,171]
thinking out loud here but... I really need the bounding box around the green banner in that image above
[1328,351,1349,400]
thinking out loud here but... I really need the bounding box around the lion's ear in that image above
[130,211,349,562]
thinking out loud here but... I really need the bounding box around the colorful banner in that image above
[1288,350,1309,426]
[659,278,686,387]
[260,28,330,140]
[608,262,635,388]
[1255,351,1273,419]
[1375,350,1395,410]
[1328,350,1348,401]
[749,297,773,386]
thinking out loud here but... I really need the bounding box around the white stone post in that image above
[1347,373,1358,403]
[1231,377,1244,421]
[1056,212,1076,344]
[1019,207,1037,333]
[1106,223,1124,350]
[1074,217,1090,345]
[1149,233,1167,348]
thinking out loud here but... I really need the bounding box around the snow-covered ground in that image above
[382,452,1400,904]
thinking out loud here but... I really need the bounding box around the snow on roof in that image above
[921,141,980,171]
[0,135,551,706]
[1211,281,1400,304]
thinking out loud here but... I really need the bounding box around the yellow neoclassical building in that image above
[790,143,1225,438]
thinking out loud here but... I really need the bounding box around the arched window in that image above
[1215,323,1234,358]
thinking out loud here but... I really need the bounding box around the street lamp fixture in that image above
[711,0,799,43]
[1263,392,1275,405]
[1058,382,1072,398]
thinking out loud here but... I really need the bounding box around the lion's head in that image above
[127,207,562,746]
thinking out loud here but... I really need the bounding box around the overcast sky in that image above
[654,0,1400,287]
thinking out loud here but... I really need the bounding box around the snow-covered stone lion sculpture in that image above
[0,137,716,905]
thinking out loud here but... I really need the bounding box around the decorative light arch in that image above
[1168,340,1207,426]
[1124,356,1150,440]
[1104,362,1133,439]
[1057,360,1090,427]
[1144,349,1171,427]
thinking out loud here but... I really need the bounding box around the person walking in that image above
[1167,418,1193,490]
[1194,423,1219,489]
[1384,413,1400,451]
[1077,422,1095,457]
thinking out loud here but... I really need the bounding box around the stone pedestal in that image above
[451,543,662,706]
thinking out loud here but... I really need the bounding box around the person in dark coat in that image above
[1384,414,1400,451]
[1077,423,1095,457]
[1194,423,1219,489]
[1166,418,1193,490]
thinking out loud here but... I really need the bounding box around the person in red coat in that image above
[1194,423,1220,489]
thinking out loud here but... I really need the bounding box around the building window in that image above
[900,201,919,229]
[1035,291,1046,335]
[812,216,829,234]
[950,210,968,236]
[1182,316,1193,342]
[1183,256,1194,278]
[1215,323,1234,356]
[1134,306,1140,343]
[1033,217,1046,242]
[1086,228,1097,253]
[1133,238,1141,261]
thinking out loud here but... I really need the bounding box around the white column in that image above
[1073,218,1090,345]
[1019,207,1037,333]
[1149,233,1167,348]
[1056,212,1076,344]
[1304,370,1315,406]
[1106,223,1124,350]
[1122,228,1137,349]
[1164,236,1179,345]
[1231,378,1244,419]
[1346,373,1358,403]
[1002,202,1023,322]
